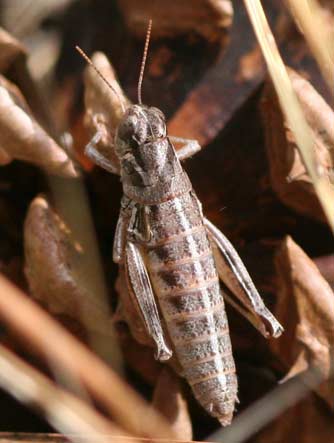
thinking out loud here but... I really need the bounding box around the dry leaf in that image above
[117,0,233,41]
[261,68,334,223]
[0,75,78,177]
[272,236,334,410]
[255,392,334,443]
[152,367,192,441]
[24,194,112,337]
[314,254,334,290]
[114,269,153,348]
[83,52,129,173]
[116,322,162,385]
[0,27,26,72]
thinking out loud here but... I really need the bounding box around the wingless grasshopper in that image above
[77,21,283,426]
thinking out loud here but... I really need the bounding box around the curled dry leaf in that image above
[261,68,334,223]
[117,0,233,41]
[0,75,78,177]
[0,27,26,72]
[83,52,130,173]
[152,367,192,441]
[24,194,111,335]
[272,236,334,410]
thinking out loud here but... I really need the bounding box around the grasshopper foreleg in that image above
[204,217,283,338]
[169,136,201,161]
[125,241,173,361]
[113,211,129,264]
[85,131,119,173]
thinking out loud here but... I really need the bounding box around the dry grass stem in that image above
[0,345,130,443]
[208,366,324,443]
[0,433,202,443]
[285,0,334,94]
[261,68,334,223]
[243,0,334,232]
[0,274,174,439]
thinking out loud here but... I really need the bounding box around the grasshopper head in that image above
[115,104,166,154]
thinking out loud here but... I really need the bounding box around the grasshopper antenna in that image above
[137,19,152,105]
[75,46,126,113]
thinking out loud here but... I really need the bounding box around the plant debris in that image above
[117,0,233,41]
[272,236,334,409]
[0,27,26,73]
[152,368,193,441]
[262,69,334,223]
[0,76,78,177]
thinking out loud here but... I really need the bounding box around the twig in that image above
[0,433,201,443]
[285,0,334,95]
[243,0,334,232]
[0,344,131,443]
[0,274,173,439]
[207,367,324,443]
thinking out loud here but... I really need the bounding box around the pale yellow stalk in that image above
[285,0,334,95]
[243,0,334,231]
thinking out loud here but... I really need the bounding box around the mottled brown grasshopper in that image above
[77,21,283,426]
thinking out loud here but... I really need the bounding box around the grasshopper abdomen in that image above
[144,190,237,425]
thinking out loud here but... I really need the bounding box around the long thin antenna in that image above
[137,19,152,105]
[75,46,126,113]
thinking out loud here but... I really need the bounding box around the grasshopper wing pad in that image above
[125,242,172,361]
[204,218,283,338]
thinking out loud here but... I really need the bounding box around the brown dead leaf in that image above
[24,194,112,337]
[114,269,153,348]
[83,52,130,173]
[0,27,26,72]
[115,322,162,385]
[261,68,334,223]
[0,75,78,177]
[254,392,334,443]
[152,367,192,441]
[272,236,334,410]
[117,0,233,41]
[314,254,334,290]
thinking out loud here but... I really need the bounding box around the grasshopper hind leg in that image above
[125,242,172,362]
[204,217,283,338]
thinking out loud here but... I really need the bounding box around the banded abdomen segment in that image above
[145,193,238,424]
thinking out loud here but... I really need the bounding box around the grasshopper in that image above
[77,21,283,426]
